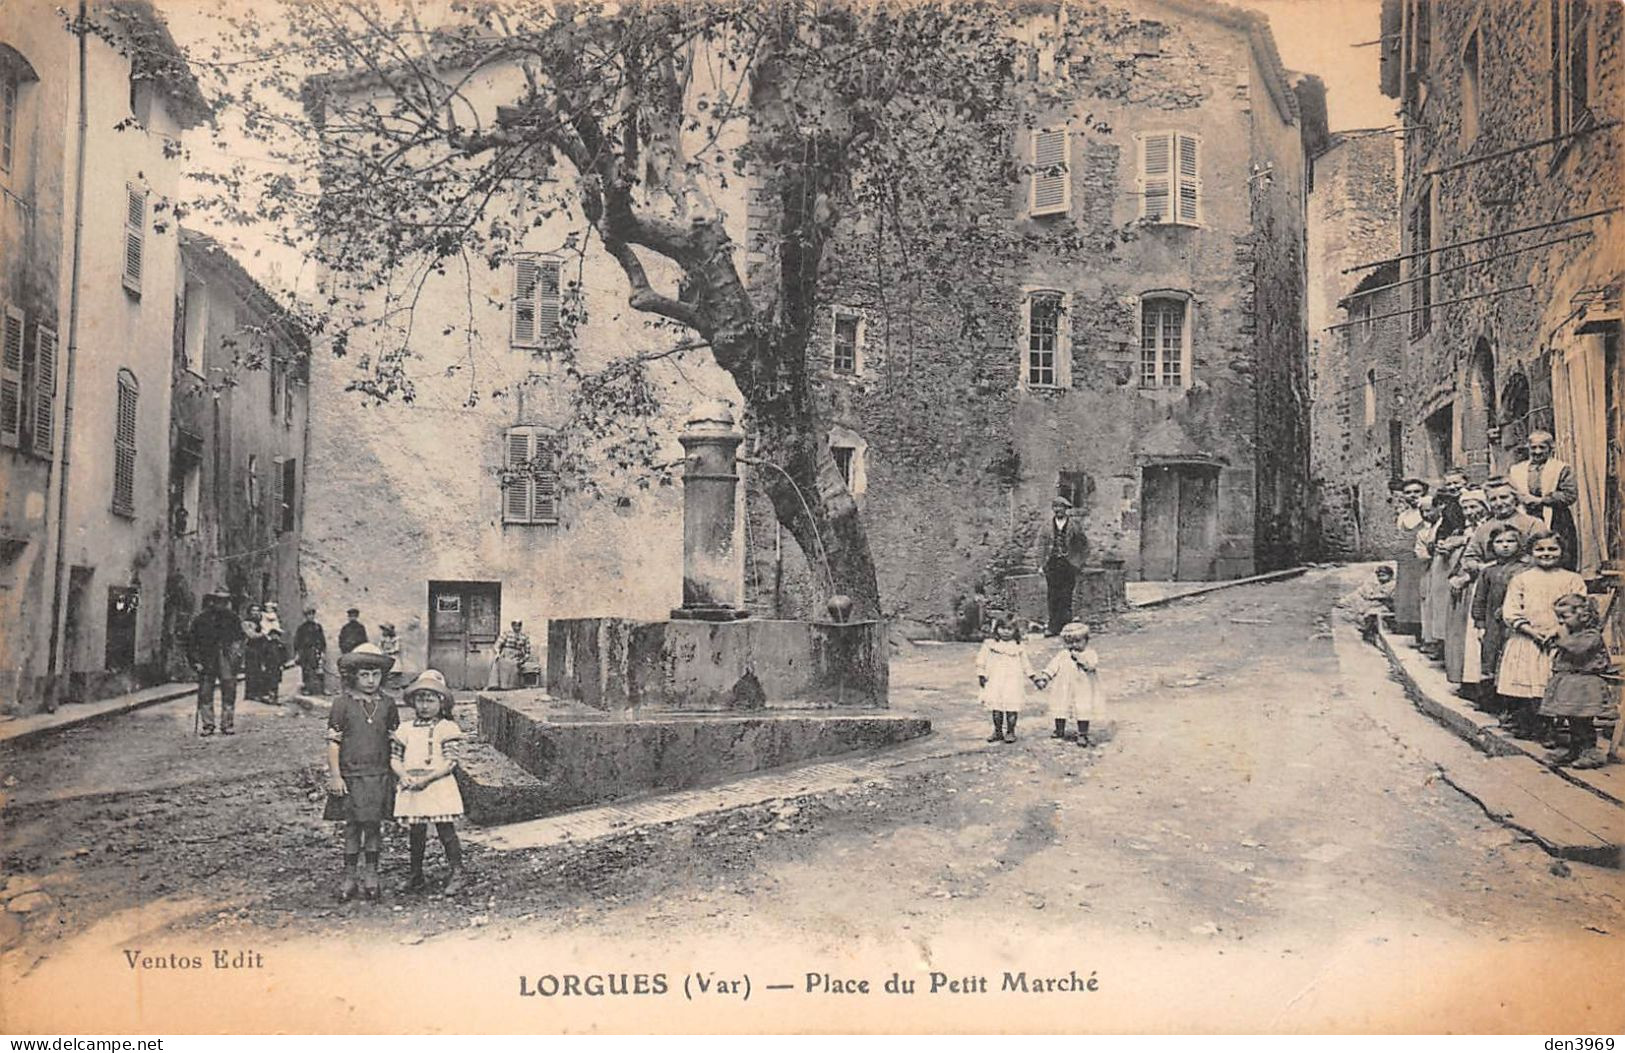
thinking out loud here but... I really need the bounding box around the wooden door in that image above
[427,581,501,689]
[1175,468,1219,581]
[1140,465,1219,582]
[1139,467,1179,580]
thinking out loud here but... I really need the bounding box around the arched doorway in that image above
[1500,370,1531,465]
[1462,338,1496,480]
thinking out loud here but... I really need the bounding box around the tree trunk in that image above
[744,367,882,621]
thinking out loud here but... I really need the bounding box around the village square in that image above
[0,0,1621,1034]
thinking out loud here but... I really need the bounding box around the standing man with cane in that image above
[189,591,244,737]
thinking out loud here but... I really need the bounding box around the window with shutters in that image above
[1028,127,1070,217]
[1551,0,1593,137]
[1022,289,1069,389]
[502,426,560,525]
[831,309,863,376]
[1,306,21,448]
[1139,295,1191,389]
[31,324,55,457]
[1138,132,1200,225]
[122,185,146,296]
[511,256,562,349]
[112,371,138,516]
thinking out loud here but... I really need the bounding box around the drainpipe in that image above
[44,0,90,695]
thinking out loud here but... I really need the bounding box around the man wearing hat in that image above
[1037,495,1090,637]
[325,642,399,901]
[188,591,244,736]
[293,606,328,695]
[338,607,369,655]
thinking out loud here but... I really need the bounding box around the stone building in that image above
[1305,131,1405,560]
[299,67,742,690]
[1,0,210,710]
[746,0,1321,631]
[1377,0,1621,578]
[160,229,310,680]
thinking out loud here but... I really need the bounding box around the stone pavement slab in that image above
[1376,626,1623,806]
[1125,566,1309,608]
[1439,754,1625,868]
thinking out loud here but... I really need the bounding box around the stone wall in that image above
[1387,0,1621,577]
[1305,133,1402,559]
[745,0,1314,630]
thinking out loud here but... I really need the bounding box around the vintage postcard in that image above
[1,0,1621,1035]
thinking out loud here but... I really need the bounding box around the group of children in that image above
[976,618,1107,747]
[323,643,468,901]
[1361,525,1616,770]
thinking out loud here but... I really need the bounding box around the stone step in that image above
[463,759,888,852]
[1438,753,1625,868]
[466,696,931,824]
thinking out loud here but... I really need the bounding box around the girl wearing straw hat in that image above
[324,642,398,901]
[392,670,468,894]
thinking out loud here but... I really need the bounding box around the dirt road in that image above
[4,568,1622,1032]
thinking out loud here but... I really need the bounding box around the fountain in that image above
[457,403,930,825]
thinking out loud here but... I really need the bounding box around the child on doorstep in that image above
[324,642,399,902]
[1035,622,1106,747]
[1497,531,1587,739]
[392,670,468,893]
[1539,594,1616,770]
[1470,524,1526,715]
[976,616,1036,744]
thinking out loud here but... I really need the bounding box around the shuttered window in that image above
[112,371,138,516]
[123,185,146,294]
[1,307,21,447]
[280,457,297,533]
[511,257,562,348]
[1028,128,1070,217]
[32,324,55,456]
[1,70,16,174]
[1139,132,1201,225]
[503,426,559,525]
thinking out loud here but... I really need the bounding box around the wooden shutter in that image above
[0,308,21,447]
[1029,128,1070,216]
[533,434,559,523]
[282,458,297,532]
[32,325,56,456]
[113,375,138,515]
[1140,133,1171,222]
[1176,134,1201,224]
[123,186,146,293]
[511,259,538,346]
[537,260,561,338]
[271,456,285,533]
[504,427,534,522]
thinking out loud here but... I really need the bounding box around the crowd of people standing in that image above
[1382,431,1616,770]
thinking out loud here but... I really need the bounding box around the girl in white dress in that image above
[1035,622,1107,747]
[976,616,1036,744]
[392,670,467,893]
[1497,531,1588,739]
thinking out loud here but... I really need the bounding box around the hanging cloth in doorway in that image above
[1549,332,1608,576]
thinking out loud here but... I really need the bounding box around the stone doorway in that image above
[1139,463,1219,581]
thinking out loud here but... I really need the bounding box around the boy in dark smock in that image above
[324,642,399,901]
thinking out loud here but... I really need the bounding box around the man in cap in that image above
[293,606,328,695]
[1038,495,1090,636]
[188,591,245,736]
[338,607,369,654]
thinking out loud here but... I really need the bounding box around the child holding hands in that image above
[1035,622,1107,747]
[976,616,1037,744]
[392,670,468,894]
[1539,594,1616,770]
